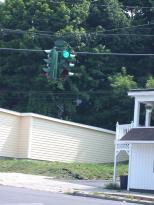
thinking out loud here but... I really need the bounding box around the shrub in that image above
[105,183,120,190]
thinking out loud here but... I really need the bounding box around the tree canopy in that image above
[0,0,154,130]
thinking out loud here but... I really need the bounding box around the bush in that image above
[105,183,120,190]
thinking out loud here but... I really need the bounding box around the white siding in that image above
[129,144,154,190]
[29,117,115,163]
[18,117,31,158]
[0,111,20,157]
[0,108,127,164]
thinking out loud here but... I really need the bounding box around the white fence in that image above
[116,121,134,141]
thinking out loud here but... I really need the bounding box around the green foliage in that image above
[105,183,120,190]
[0,0,154,129]
[108,68,137,92]
[146,76,154,88]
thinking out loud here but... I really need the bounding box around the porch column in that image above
[133,100,140,127]
[145,104,152,127]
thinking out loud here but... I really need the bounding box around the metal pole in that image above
[113,144,117,184]
[127,144,132,191]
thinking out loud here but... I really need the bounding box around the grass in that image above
[0,159,128,180]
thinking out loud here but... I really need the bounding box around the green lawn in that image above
[0,159,128,180]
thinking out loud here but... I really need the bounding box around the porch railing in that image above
[116,121,134,141]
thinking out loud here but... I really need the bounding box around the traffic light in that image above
[43,40,77,80]
[42,48,58,80]
[68,53,76,68]
[63,50,70,59]
[59,50,76,79]
[62,50,76,68]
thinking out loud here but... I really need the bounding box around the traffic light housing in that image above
[59,50,76,79]
[42,48,58,80]
[42,40,77,80]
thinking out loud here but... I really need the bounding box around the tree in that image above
[146,76,154,88]
[108,67,137,92]
[0,0,154,129]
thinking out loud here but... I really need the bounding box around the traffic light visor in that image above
[63,50,70,58]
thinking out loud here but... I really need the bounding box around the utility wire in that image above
[0,28,56,38]
[104,23,154,33]
[0,47,44,52]
[1,47,154,56]
[77,51,154,56]
[49,1,154,9]
[96,5,154,9]
[0,90,112,94]
[1,25,154,39]
[89,33,154,37]
[0,90,121,96]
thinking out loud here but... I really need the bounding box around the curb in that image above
[68,192,154,205]
[107,192,154,202]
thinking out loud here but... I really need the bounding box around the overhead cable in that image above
[49,1,154,9]
[1,47,154,56]
[104,23,154,33]
[1,26,154,38]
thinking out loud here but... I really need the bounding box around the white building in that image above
[0,108,128,163]
[114,88,154,193]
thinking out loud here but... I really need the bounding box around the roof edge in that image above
[0,108,21,116]
[22,113,115,135]
[119,140,154,144]
[0,108,115,135]
[129,88,154,92]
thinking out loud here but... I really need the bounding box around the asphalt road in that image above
[0,186,141,205]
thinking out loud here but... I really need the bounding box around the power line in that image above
[1,47,154,56]
[0,47,44,52]
[0,90,121,95]
[92,33,154,37]
[0,28,56,38]
[91,3,154,9]
[2,0,154,9]
[1,3,154,37]
[49,1,154,9]
[97,5,154,9]
[105,23,154,33]
[0,90,110,94]
[77,51,154,56]
[1,26,154,39]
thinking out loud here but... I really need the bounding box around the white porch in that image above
[113,89,154,189]
[113,122,133,187]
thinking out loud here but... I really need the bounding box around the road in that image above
[0,186,141,205]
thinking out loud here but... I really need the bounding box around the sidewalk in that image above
[0,173,103,193]
[0,173,153,204]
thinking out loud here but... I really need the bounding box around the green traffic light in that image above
[63,50,70,58]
